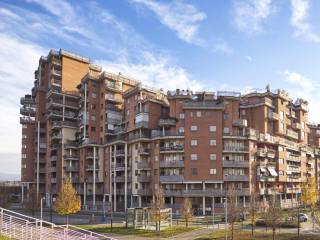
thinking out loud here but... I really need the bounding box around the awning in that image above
[260,167,267,172]
[267,167,278,177]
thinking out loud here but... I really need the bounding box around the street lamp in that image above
[223,197,228,240]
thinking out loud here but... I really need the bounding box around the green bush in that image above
[256,219,298,228]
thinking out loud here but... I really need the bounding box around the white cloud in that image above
[282,70,320,122]
[130,0,206,45]
[290,0,320,42]
[97,51,202,91]
[233,0,273,34]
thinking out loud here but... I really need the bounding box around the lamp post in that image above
[223,197,228,240]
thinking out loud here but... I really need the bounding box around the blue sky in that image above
[1,0,320,174]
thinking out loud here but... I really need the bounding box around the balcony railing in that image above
[223,146,248,153]
[160,160,184,168]
[138,148,150,155]
[268,111,278,120]
[232,119,248,127]
[137,161,150,169]
[223,175,249,181]
[160,175,184,182]
[287,129,299,140]
[222,160,249,168]
[137,175,151,182]
[158,118,176,126]
[160,145,184,152]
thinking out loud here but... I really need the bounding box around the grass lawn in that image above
[195,230,320,240]
[0,236,11,240]
[78,224,199,238]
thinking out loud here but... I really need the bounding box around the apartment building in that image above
[20,49,320,214]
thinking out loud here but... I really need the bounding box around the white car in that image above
[298,213,308,222]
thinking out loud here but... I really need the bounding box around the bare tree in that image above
[264,193,283,240]
[181,198,193,227]
[226,186,243,240]
[23,186,40,217]
[150,186,165,232]
[247,192,262,237]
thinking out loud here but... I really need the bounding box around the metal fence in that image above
[0,207,116,240]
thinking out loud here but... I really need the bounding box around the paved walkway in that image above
[106,227,214,240]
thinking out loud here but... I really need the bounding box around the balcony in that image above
[160,175,184,182]
[105,94,124,103]
[160,160,184,168]
[106,82,122,92]
[160,145,184,153]
[64,165,79,172]
[223,175,249,182]
[158,118,177,127]
[287,129,299,140]
[137,189,149,195]
[285,187,301,194]
[51,69,62,77]
[20,107,36,116]
[51,133,62,141]
[232,119,248,127]
[86,165,99,171]
[135,112,149,128]
[222,160,249,168]
[50,156,57,162]
[137,175,151,182]
[287,165,301,172]
[137,161,151,169]
[114,176,131,182]
[20,96,34,105]
[64,154,78,160]
[268,111,278,120]
[51,178,57,183]
[138,148,150,155]
[151,130,184,139]
[257,175,276,182]
[223,146,248,153]
[64,141,78,149]
[164,188,250,197]
[86,176,100,183]
[292,122,301,130]
[20,116,35,124]
[86,153,98,160]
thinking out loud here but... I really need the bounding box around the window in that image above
[91,127,96,132]
[191,154,198,160]
[210,169,216,175]
[190,112,194,117]
[191,140,198,146]
[210,140,216,146]
[126,110,130,116]
[191,168,198,176]
[301,122,305,130]
[91,116,96,121]
[196,111,202,117]
[301,131,305,140]
[210,154,216,160]
[179,113,185,119]
[92,93,97,98]
[22,144,27,149]
[241,110,246,116]
[22,124,27,129]
[224,113,229,120]
[209,125,216,132]
[279,158,284,164]
[22,154,27,159]
[22,134,27,139]
[279,171,284,176]
[223,128,230,134]
[155,156,158,162]
[179,127,185,133]
[191,125,198,131]
[135,183,138,189]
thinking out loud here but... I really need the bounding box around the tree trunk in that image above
[231,222,234,240]
[272,226,275,240]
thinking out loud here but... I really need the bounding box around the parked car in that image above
[222,212,245,222]
[298,213,308,222]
